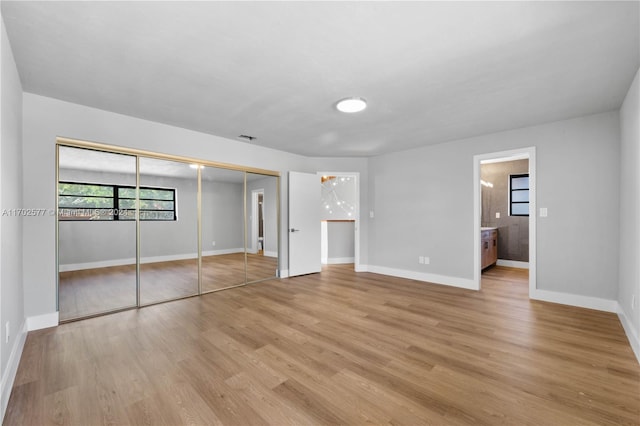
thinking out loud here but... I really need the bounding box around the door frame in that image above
[473,147,536,297]
[250,188,264,255]
[317,171,361,271]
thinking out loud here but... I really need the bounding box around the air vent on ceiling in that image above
[238,134,257,141]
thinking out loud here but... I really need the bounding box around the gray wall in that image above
[328,221,355,260]
[0,16,25,410]
[368,111,620,300]
[481,159,529,262]
[21,93,369,318]
[619,67,640,346]
[202,178,244,254]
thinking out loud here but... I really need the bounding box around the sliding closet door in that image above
[57,147,137,321]
[139,158,199,305]
[201,167,246,291]
[246,173,279,282]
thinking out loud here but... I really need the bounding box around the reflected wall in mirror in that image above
[201,167,246,291]
[139,158,199,305]
[246,173,279,283]
[58,146,137,320]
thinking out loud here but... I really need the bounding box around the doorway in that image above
[318,172,360,270]
[473,148,536,296]
[250,189,264,255]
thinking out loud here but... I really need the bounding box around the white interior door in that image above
[288,171,321,277]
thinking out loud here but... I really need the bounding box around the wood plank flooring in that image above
[6,265,639,425]
[59,253,278,321]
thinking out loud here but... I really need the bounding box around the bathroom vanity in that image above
[481,227,498,269]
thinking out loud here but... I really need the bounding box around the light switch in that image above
[540,208,548,217]
[495,212,500,219]
[369,210,375,218]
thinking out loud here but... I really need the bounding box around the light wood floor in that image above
[6,266,639,425]
[59,253,278,321]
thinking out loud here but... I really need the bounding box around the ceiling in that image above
[3,1,639,157]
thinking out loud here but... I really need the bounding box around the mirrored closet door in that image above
[57,146,138,321]
[246,173,279,283]
[57,139,281,322]
[139,157,199,305]
[201,167,246,292]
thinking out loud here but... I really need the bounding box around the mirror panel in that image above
[139,157,198,305]
[58,146,137,320]
[246,173,279,283]
[201,167,246,291]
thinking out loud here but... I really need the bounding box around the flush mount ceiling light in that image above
[336,97,367,113]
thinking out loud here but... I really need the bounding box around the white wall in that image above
[368,111,621,302]
[618,67,640,360]
[22,93,369,319]
[0,16,25,421]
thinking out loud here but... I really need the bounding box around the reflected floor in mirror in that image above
[59,253,278,321]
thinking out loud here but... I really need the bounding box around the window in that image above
[59,182,176,221]
[509,174,529,216]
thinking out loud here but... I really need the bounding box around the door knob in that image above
[290,228,300,233]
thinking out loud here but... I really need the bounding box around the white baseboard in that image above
[355,264,369,272]
[326,257,355,265]
[264,250,277,258]
[496,259,529,269]
[26,312,59,331]
[59,258,134,272]
[368,265,478,290]
[60,249,245,271]
[530,289,617,313]
[617,305,640,364]
[202,248,244,257]
[279,269,289,278]
[1,320,27,422]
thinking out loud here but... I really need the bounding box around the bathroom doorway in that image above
[473,148,536,296]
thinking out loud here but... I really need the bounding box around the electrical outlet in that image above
[495,212,500,219]
[418,256,424,264]
[424,257,430,265]
[369,210,375,218]
[632,295,636,310]
[212,241,216,247]
[5,322,9,344]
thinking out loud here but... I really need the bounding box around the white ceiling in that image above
[3,1,639,157]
